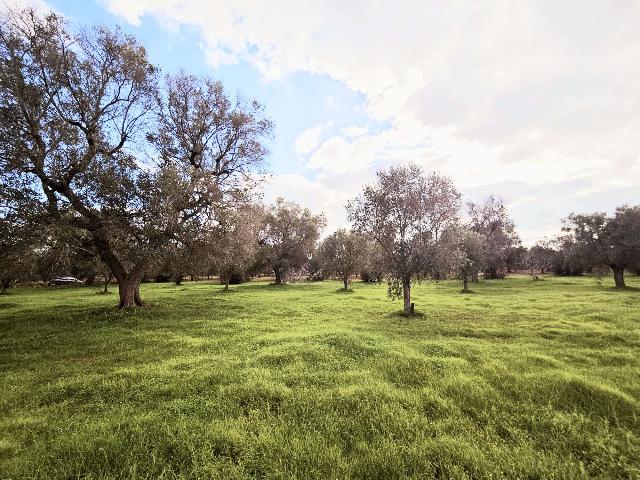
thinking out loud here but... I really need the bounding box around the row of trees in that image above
[5,156,637,302]
[1,8,638,313]
[522,207,640,287]
[345,165,522,314]
[0,194,327,292]
[342,166,639,314]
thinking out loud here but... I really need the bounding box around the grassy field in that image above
[1,275,639,479]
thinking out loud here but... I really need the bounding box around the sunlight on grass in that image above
[0,275,639,478]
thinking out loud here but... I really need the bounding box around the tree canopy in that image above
[0,8,272,306]
[317,229,362,291]
[564,206,640,288]
[348,164,460,315]
[258,198,326,285]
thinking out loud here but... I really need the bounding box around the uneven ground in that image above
[1,276,639,479]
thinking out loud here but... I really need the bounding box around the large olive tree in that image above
[348,164,460,315]
[0,8,271,306]
[564,206,640,288]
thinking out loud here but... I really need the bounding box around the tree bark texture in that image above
[612,266,626,288]
[0,277,12,294]
[274,268,283,285]
[118,276,145,307]
[402,277,412,315]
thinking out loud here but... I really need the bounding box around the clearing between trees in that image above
[1,275,639,478]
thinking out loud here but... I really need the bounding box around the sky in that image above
[21,0,640,244]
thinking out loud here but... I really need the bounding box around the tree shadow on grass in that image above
[262,282,312,291]
[384,310,427,320]
[3,303,158,328]
[208,281,323,294]
[334,288,354,294]
[210,282,293,293]
[212,286,241,294]
[608,286,640,292]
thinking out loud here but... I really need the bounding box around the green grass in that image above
[1,275,639,479]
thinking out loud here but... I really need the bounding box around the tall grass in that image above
[1,275,639,478]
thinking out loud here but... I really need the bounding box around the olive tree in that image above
[564,206,640,288]
[0,181,41,292]
[317,229,362,290]
[359,239,385,283]
[439,226,486,292]
[347,164,460,315]
[0,9,271,306]
[258,198,325,285]
[524,239,556,279]
[467,196,520,279]
[211,204,262,289]
[549,234,586,276]
[163,240,205,285]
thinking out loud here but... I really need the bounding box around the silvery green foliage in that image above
[563,205,640,288]
[0,8,271,305]
[317,229,363,289]
[258,198,326,284]
[467,196,520,279]
[348,163,460,313]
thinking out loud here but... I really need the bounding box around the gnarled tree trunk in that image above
[612,265,626,288]
[343,275,349,291]
[0,276,13,294]
[91,228,150,307]
[117,275,145,307]
[100,258,147,307]
[274,268,284,285]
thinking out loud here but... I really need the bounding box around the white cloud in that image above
[1,0,55,14]
[262,173,352,235]
[293,123,327,156]
[340,125,368,138]
[103,0,640,241]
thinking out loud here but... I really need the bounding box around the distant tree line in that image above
[1,7,639,312]
[521,207,640,287]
